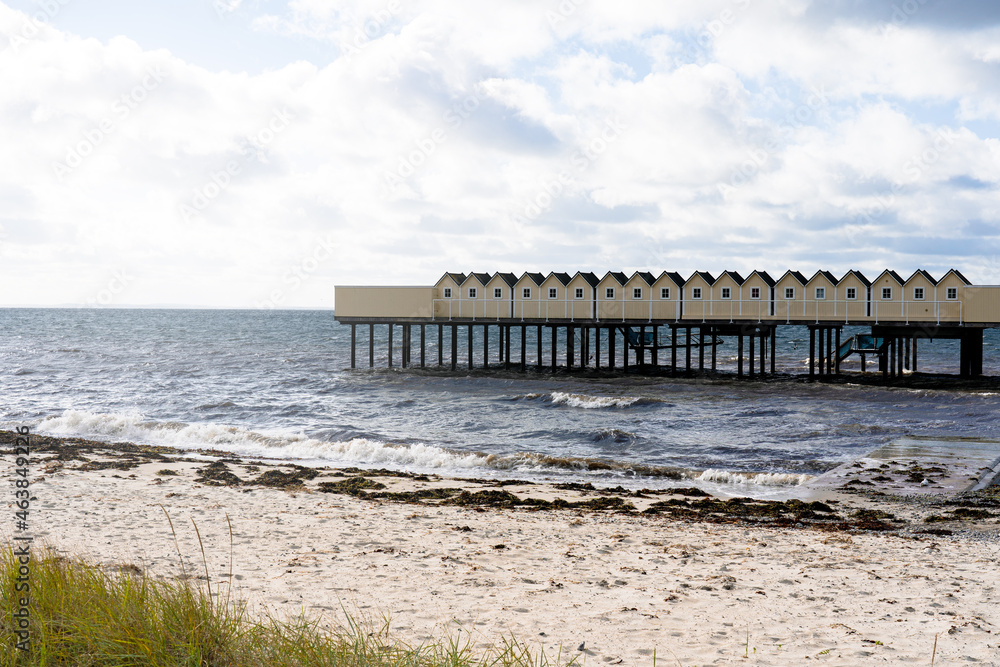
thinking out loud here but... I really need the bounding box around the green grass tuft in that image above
[0,544,569,667]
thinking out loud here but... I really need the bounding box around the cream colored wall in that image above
[538,277,568,319]
[650,278,681,320]
[803,276,838,320]
[566,276,596,319]
[738,276,771,321]
[483,278,513,319]
[335,286,435,318]
[621,277,653,320]
[512,279,542,319]
[773,276,805,321]
[871,274,906,321]
[597,279,625,320]
[836,275,869,322]
[963,286,1000,323]
[682,277,712,320]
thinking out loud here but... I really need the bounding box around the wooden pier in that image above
[336,268,999,381]
[343,318,988,381]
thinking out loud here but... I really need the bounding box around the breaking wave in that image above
[693,469,814,487]
[33,410,812,488]
[512,391,664,409]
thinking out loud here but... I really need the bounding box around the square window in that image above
[784,287,795,299]
[692,287,702,299]
[815,287,826,300]
[548,288,557,299]
[882,287,892,300]
[468,287,477,299]
[444,288,452,298]
[494,287,502,299]
[913,287,924,300]
[846,287,856,300]
[522,288,531,299]
[751,287,760,299]
[575,287,584,299]
[721,287,731,299]
[606,287,615,299]
[633,287,642,299]
[947,287,958,300]
[661,287,670,299]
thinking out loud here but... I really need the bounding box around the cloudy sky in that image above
[2,0,1000,307]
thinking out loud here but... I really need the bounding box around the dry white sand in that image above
[6,448,1000,666]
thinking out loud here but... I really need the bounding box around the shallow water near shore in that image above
[2,308,1000,497]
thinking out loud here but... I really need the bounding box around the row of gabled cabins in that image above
[336,268,999,324]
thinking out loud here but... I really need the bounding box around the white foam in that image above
[35,409,492,470]
[693,468,813,487]
[549,391,643,409]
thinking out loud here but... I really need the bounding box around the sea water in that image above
[2,308,999,496]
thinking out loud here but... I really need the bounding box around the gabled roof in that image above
[941,269,972,285]
[632,271,656,285]
[874,269,905,285]
[517,272,546,286]
[600,271,629,285]
[807,270,838,284]
[940,268,971,285]
[776,270,807,285]
[839,269,871,287]
[574,271,600,288]
[438,272,467,285]
[546,271,571,286]
[905,269,937,286]
[715,270,745,285]
[655,271,686,287]
[686,271,715,285]
[745,270,775,287]
[489,272,518,288]
[468,272,493,286]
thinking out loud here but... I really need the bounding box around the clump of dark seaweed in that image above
[316,477,387,495]
[253,466,319,489]
[194,461,243,486]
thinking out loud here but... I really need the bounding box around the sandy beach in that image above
[5,431,1000,666]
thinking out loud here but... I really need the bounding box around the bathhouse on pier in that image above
[334,269,1000,380]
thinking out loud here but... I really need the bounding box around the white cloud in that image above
[0,0,999,306]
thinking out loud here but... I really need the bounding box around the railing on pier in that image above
[429,297,964,325]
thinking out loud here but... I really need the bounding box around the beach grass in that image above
[0,544,567,667]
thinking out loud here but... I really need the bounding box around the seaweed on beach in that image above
[316,477,387,495]
[368,487,463,502]
[195,461,243,486]
[252,466,319,489]
[639,497,882,530]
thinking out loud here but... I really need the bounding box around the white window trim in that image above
[633,287,643,299]
[815,287,826,300]
[882,287,892,300]
[468,287,477,299]
[522,288,531,299]
[784,287,795,299]
[692,287,702,299]
[660,287,670,299]
[548,288,557,299]
[913,287,925,300]
[605,287,615,299]
[443,288,452,298]
[750,287,760,300]
[946,287,958,300]
[494,288,503,299]
[846,287,856,300]
[721,287,731,300]
[575,287,584,299]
